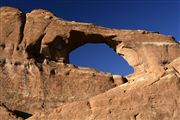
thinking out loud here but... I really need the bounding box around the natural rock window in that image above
[70,43,134,76]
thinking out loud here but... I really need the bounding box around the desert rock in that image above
[0,6,180,120]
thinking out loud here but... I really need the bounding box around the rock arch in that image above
[39,26,179,80]
[0,6,180,80]
[20,9,177,80]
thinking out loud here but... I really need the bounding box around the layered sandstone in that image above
[0,7,180,120]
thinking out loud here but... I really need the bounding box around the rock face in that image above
[0,6,180,120]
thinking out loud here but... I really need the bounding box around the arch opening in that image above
[70,43,134,76]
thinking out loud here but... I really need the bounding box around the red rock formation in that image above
[0,7,180,120]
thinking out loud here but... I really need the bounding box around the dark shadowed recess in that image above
[70,43,134,76]
[1,104,32,119]
[12,110,32,119]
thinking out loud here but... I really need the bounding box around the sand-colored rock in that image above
[0,6,180,120]
[28,70,180,120]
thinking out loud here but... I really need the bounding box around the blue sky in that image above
[1,0,179,75]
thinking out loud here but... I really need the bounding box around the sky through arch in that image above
[70,43,134,76]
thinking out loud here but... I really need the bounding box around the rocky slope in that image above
[0,6,180,120]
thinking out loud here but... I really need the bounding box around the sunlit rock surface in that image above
[0,7,180,120]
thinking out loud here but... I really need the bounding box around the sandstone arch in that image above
[1,7,179,80]
[38,22,179,80]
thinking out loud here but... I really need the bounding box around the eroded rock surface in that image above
[0,6,180,120]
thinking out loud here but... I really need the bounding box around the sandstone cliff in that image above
[0,7,180,120]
